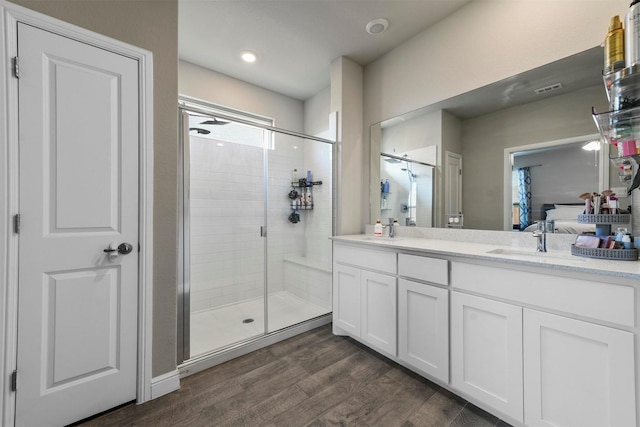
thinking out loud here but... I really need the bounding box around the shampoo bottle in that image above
[605,15,625,74]
[627,1,640,67]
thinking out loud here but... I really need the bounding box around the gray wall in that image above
[11,0,179,377]
[304,86,331,136]
[179,60,304,131]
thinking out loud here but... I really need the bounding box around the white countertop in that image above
[332,234,640,280]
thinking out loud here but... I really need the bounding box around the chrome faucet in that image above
[383,218,397,238]
[532,220,549,252]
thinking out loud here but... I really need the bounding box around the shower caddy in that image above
[584,65,640,260]
[288,177,322,224]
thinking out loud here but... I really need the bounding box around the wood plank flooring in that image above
[77,324,513,427]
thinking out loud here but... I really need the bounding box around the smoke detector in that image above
[366,18,389,35]
[534,83,563,95]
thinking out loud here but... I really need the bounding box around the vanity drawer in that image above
[450,262,635,327]
[398,253,448,286]
[333,243,396,274]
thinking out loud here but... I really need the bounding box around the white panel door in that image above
[523,309,636,427]
[451,292,523,422]
[445,151,462,217]
[361,270,397,357]
[398,279,448,383]
[16,23,139,427]
[332,263,361,336]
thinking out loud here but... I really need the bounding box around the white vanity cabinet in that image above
[332,238,639,427]
[523,309,636,427]
[332,263,361,336]
[360,270,397,356]
[332,243,397,357]
[450,291,524,422]
[397,253,449,384]
[450,261,637,427]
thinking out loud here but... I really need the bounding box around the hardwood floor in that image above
[78,324,512,427]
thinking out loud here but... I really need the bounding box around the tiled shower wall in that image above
[189,132,332,313]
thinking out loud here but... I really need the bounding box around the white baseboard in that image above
[150,370,180,399]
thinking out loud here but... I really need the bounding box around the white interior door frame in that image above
[502,133,603,231]
[0,2,154,425]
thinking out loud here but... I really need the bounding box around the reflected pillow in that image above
[546,205,585,220]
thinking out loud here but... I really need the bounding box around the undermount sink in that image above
[362,236,402,242]
[486,248,584,262]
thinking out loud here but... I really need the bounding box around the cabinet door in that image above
[451,292,523,422]
[523,309,636,427]
[398,279,449,383]
[332,263,361,336]
[361,270,397,356]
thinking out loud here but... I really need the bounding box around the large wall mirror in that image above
[370,46,630,233]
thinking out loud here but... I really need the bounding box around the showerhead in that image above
[383,157,402,163]
[200,117,229,126]
[189,127,211,135]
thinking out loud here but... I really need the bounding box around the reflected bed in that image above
[523,203,594,234]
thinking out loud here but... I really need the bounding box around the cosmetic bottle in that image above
[374,220,383,236]
[627,1,640,67]
[623,234,632,249]
[306,186,312,207]
[383,179,390,193]
[605,15,625,74]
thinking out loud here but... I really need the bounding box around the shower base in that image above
[190,291,329,358]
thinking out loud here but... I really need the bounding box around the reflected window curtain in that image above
[518,167,532,230]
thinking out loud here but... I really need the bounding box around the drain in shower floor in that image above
[242,318,254,324]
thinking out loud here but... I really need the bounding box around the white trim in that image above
[150,370,180,400]
[502,133,602,231]
[0,1,155,424]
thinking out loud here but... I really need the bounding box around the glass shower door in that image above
[266,131,333,333]
[182,108,268,359]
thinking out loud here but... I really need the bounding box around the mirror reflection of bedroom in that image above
[510,138,632,234]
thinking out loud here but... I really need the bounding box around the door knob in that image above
[103,242,134,257]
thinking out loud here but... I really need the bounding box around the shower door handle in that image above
[260,226,266,237]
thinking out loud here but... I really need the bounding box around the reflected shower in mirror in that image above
[379,153,434,227]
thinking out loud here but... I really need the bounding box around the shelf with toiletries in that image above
[287,172,322,223]
[593,65,640,159]
[573,213,636,260]
[592,106,640,158]
[572,188,636,260]
[380,191,391,210]
[610,156,637,186]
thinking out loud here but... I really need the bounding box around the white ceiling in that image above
[178,0,472,101]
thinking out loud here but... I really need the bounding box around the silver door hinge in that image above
[13,214,20,234]
[10,370,17,392]
[12,56,19,79]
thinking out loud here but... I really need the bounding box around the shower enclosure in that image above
[178,100,334,366]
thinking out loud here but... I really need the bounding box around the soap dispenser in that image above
[374,220,383,236]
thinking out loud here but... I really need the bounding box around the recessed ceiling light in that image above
[366,18,389,35]
[241,51,257,63]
